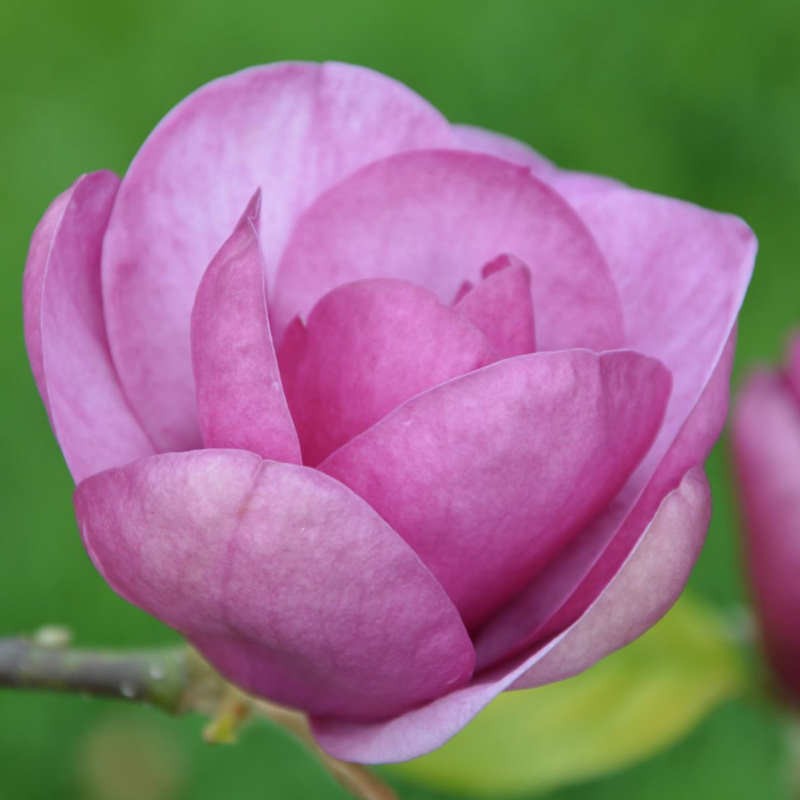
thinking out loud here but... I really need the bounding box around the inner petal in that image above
[278,278,497,465]
[320,349,672,630]
[454,254,536,358]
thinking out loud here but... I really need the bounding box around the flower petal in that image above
[272,150,625,350]
[732,370,800,702]
[191,193,301,463]
[472,188,754,663]
[22,173,154,482]
[454,255,536,357]
[452,124,556,175]
[312,467,710,763]
[74,449,475,720]
[548,170,625,197]
[23,186,72,407]
[102,62,456,451]
[563,189,754,415]
[452,125,623,195]
[321,349,670,630]
[279,278,495,465]
[475,332,734,667]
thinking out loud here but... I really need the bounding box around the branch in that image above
[0,631,187,712]
[0,629,395,800]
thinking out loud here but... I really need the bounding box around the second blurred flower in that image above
[732,335,800,705]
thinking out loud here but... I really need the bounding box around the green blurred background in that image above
[1,0,798,797]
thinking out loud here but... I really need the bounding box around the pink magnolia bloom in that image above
[23,62,755,762]
[732,336,800,705]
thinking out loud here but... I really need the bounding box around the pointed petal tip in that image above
[480,253,530,281]
[191,203,301,463]
[244,188,262,223]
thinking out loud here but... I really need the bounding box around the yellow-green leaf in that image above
[388,594,743,797]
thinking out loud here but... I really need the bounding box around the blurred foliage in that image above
[390,595,744,796]
[1,0,798,798]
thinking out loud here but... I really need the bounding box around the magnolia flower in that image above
[23,62,755,762]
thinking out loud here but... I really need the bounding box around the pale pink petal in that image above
[321,349,670,630]
[191,192,301,463]
[102,62,457,451]
[454,255,536,357]
[312,467,710,763]
[561,189,754,410]
[22,173,154,482]
[452,124,623,195]
[23,186,72,406]
[549,170,625,197]
[452,124,556,176]
[74,450,475,720]
[475,332,734,667]
[272,150,624,350]
[279,278,496,465]
[732,371,800,703]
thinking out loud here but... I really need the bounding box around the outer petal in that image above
[102,62,457,451]
[452,125,622,195]
[191,192,301,463]
[548,170,624,197]
[23,186,72,404]
[279,278,495,465]
[452,124,556,176]
[22,173,154,482]
[732,371,800,703]
[321,350,670,630]
[272,150,625,350]
[454,255,536,357]
[563,188,754,426]
[312,467,710,763]
[74,450,475,720]
[472,189,753,662]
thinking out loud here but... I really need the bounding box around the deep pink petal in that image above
[732,371,800,703]
[74,450,475,719]
[452,281,474,303]
[279,278,496,465]
[312,467,710,763]
[22,173,154,482]
[272,150,624,351]
[321,349,670,630]
[475,332,734,667]
[102,62,457,451]
[454,255,536,358]
[191,193,301,463]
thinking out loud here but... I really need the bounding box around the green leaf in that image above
[387,594,744,797]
